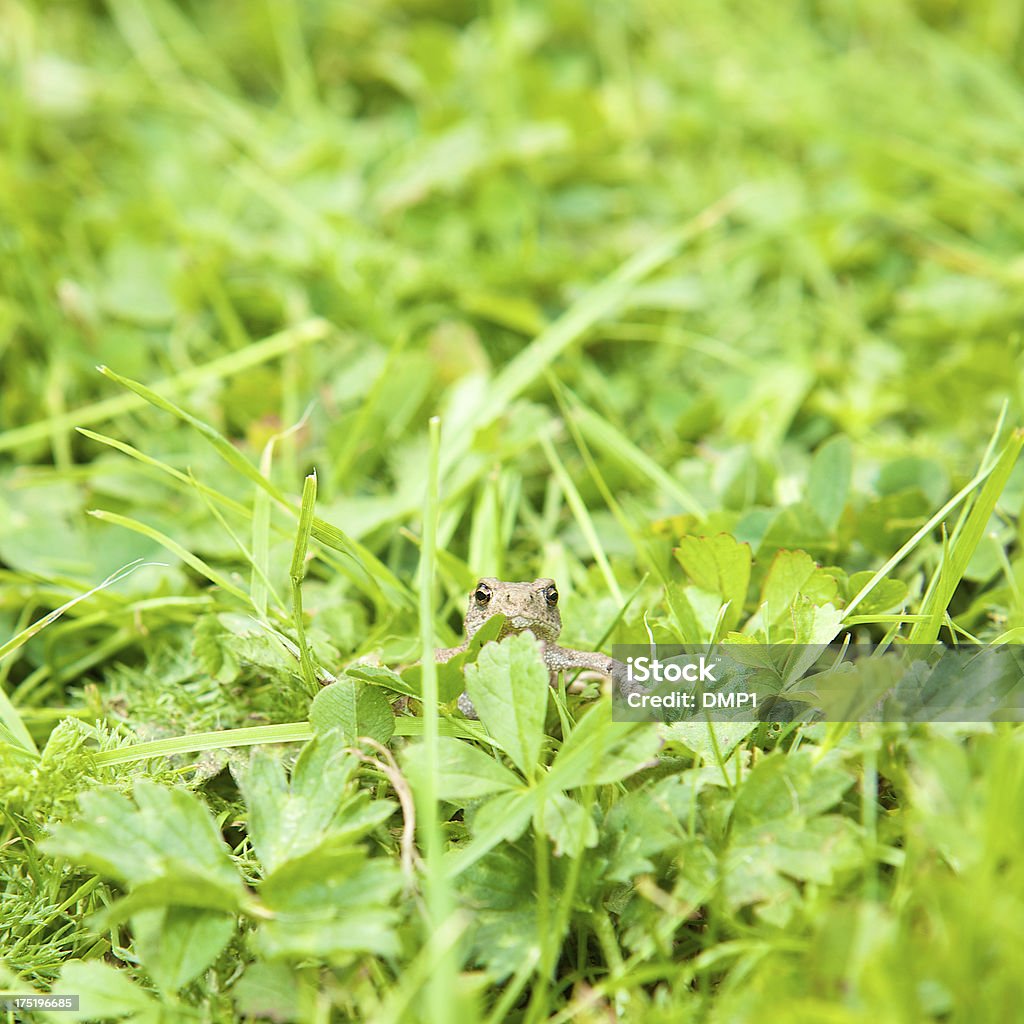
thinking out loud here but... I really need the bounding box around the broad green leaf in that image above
[546,702,661,792]
[731,751,854,829]
[660,721,757,762]
[89,876,247,923]
[541,791,598,856]
[845,570,908,614]
[464,633,549,777]
[241,734,392,874]
[401,737,523,801]
[761,549,838,628]
[345,663,418,698]
[256,852,401,961]
[310,679,395,745]
[458,847,539,981]
[43,783,243,909]
[132,906,235,995]
[722,751,861,921]
[445,790,536,877]
[790,597,843,645]
[232,961,302,1023]
[855,490,933,557]
[310,679,357,741]
[42,960,160,1023]
[675,534,751,633]
[806,435,852,531]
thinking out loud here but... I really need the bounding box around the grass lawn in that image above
[2,1,1024,1021]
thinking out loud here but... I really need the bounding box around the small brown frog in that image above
[436,577,618,719]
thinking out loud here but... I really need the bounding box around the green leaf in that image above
[675,534,751,633]
[43,783,244,909]
[541,791,598,856]
[241,734,386,874]
[790,596,843,645]
[345,663,418,698]
[310,679,395,745]
[42,961,160,1023]
[806,435,852,531]
[760,549,838,628]
[845,570,909,614]
[445,790,536,877]
[546,702,661,792]
[256,852,402,961]
[722,752,861,921]
[401,737,523,801]
[232,961,302,1023]
[132,906,235,994]
[463,633,550,777]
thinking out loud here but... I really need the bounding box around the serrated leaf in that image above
[241,734,374,874]
[43,783,243,909]
[311,679,395,744]
[541,791,598,856]
[845,570,908,614]
[132,906,235,994]
[464,633,549,777]
[546,702,661,792]
[43,960,159,1023]
[401,736,523,801]
[790,596,843,645]
[761,549,838,628]
[675,534,751,633]
[806,435,852,531]
[256,852,401,961]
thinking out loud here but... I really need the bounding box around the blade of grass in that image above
[289,471,320,698]
[0,560,164,754]
[87,510,252,605]
[909,429,1024,644]
[77,427,254,523]
[252,410,314,617]
[568,399,706,517]
[842,426,1020,622]
[0,318,332,454]
[188,470,286,617]
[438,191,744,481]
[416,415,456,1024]
[89,715,476,767]
[538,430,623,605]
[96,365,414,609]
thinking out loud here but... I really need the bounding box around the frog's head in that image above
[464,577,562,642]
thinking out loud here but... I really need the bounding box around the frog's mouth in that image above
[505,616,557,639]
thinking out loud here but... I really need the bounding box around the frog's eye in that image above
[474,584,492,605]
[544,585,559,606]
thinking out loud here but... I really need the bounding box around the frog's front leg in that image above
[542,644,616,676]
[435,642,468,664]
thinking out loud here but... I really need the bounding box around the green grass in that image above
[3,1,1024,1022]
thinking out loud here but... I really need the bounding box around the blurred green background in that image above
[4,0,1024,602]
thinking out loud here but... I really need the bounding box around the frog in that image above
[435,577,620,719]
